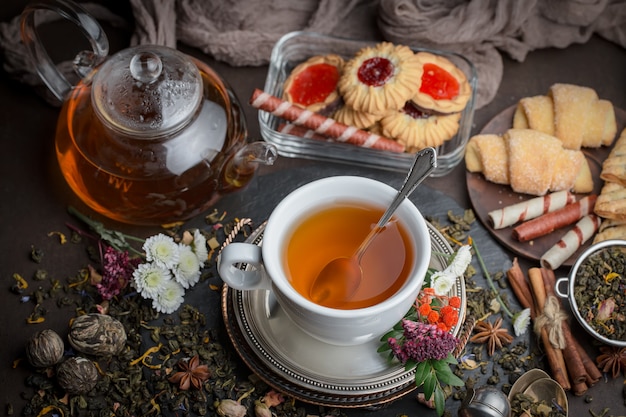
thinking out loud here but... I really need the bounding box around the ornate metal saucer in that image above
[221,221,466,408]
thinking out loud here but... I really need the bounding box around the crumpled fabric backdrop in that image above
[1,0,625,108]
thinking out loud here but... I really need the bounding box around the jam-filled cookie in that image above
[283,54,344,112]
[380,101,461,152]
[332,105,382,130]
[338,42,422,115]
[411,52,471,114]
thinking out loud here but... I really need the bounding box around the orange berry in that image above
[443,311,459,327]
[427,310,440,324]
[440,305,454,316]
[418,303,432,316]
[449,296,461,308]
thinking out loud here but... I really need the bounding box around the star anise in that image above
[596,345,626,378]
[470,317,514,356]
[168,355,210,390]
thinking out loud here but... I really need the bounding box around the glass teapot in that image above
[21,0,277,225]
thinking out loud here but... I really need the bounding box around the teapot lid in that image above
[91,45,203,138]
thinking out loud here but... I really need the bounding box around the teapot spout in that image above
[222,142,278,188]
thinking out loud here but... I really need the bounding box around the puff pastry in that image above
[593,219,626,243]
[582,99,617,147]
[594,181,626,221]
[465,134,509,185]
[512,95,555,135]
[505,129,562,195]
[466,129,593,196]
[600,128,626,186]
[549,83,599,150]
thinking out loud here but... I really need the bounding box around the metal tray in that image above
[221,221,466,407]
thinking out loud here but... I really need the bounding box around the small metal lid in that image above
[459,387,511,417]
[91,45,203,138]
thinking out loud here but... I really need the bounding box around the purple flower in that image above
[389,320,459,363]
[96,246,140,300]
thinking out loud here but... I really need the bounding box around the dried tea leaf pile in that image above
[574,246,626,341]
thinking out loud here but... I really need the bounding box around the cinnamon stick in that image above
[528,268,571,390]
[506,258,535,316]
[576,342,602,385]
[541,268,602,385]
[536,269,587,386]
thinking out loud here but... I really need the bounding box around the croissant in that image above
[465,129,593,196]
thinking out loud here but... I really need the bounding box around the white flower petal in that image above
[192,230,208,266]
[447,245,472,277]
[513,308,531,336]
[132,262,172,299]
[431,272,456,295]
[143,234,180,269]
[173,244,201,289]
[152,280,185,314]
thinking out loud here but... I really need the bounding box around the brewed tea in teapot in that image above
[21,0,277,225]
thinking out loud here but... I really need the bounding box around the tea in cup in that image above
[218,176,431,346]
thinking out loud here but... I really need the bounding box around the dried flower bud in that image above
[68,313,126,356]
[56,356,99,394]
[25,329,65,368]
[254,400,272,417]
[214,399,247,417]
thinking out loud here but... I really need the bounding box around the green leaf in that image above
[377,344,391,353]
[443,352,458,364]
[413,361,429,387]
[423,372,436,400]
[435,368,464,387]
[432,358,452,372]
[379,329,403,342]
[434,385,445,417]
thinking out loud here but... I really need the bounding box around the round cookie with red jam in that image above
[411,52,471,114]
[380,101,461,152]
[283,54,344,112]
[338,42,422,115]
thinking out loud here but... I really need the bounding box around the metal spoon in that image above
[309,147,437,307]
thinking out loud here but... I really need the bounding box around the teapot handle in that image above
[20,0,109,102]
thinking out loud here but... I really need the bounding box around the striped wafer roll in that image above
[512,195,597,242]
[278,123,332,142]
[250,89,405,152]
[540,214,602,270]
[488,190,576,229]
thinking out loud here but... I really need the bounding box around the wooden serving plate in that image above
[466,105,625,268]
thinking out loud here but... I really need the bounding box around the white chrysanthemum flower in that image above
[152,279,185,314]
[430,270,456,295]
[143,234,180,269]
[513,307,532,336]
[173,244,202,289]
[447,245,472,277]
[192,229,208,266]
[132,262,172,299]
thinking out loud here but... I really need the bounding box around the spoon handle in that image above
[377,146,437,228]
[354,147,437,261]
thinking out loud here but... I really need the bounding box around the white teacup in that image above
[218,176,431,346]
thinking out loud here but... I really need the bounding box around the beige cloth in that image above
[1,0,625,108]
